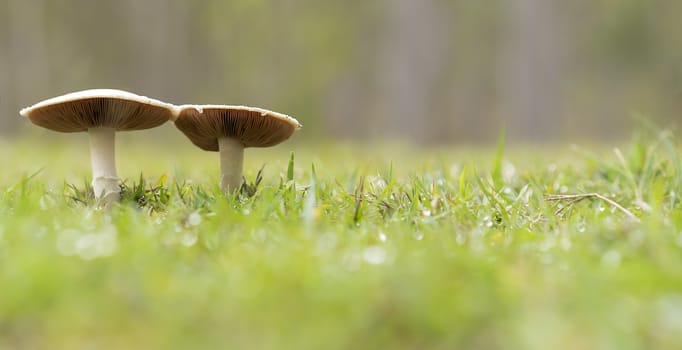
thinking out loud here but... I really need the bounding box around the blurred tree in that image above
[122,0,195,102]
[498,0,565,142]
[1,0,680,141]
[3,0,50,134]
[446,0,504,143]
[373,0,450,143]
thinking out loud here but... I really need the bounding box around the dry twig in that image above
[546,193,640,223]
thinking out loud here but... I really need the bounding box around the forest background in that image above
[1,0,680,143]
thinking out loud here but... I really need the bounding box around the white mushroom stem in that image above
[218,137,244,192]
[88,127,121,202]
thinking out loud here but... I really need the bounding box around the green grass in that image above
[1,130,682,349]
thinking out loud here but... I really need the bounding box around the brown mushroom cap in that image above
[20,89,177,132]
[174,105,301,151]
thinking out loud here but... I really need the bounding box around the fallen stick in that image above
[545,193,640,223]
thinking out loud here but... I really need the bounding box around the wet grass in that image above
[1,131,682,349]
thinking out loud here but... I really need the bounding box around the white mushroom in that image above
[174,105,301,192]
[20,89,177,203]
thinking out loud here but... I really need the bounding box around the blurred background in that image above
[1,0,681,144]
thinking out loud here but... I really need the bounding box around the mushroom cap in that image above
[174,104,301,151]
[20,89,177,132]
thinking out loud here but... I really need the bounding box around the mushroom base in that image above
[218,137,244,193]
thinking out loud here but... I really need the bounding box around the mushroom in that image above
[174,105,301,192]
[20,89,177,203]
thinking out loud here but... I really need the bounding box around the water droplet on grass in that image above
[180,232,198,247]
[363,246,387,265]
[253,229,267,243]
[378,232,387,242]
[503,162,516,182]
[56,229,80,256]
[39,195,55,210]
[81,212,97,231]
[628,230,645,247]
[34,226,47,239]
[368,176,387,190]
[69,225,118,260]
[75,235,100,260]
[540,253,554,265]
[576,221,586,233]
[188,212,202,226]
[538,238,555,252]
[655,295,682,334]
[601,250,621,267]
[342,252,361,272]
[560,236,571,251]
[316,233,337,251]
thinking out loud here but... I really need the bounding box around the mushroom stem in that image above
[88,127,120,202]
[218,137,244,193]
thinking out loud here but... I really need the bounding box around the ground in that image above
[1,129,681,349]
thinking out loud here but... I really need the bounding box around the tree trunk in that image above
[4,0,50,136]
[374,0,450,143]
[499,0,565,142]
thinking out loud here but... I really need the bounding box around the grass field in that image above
[1,129,682,349]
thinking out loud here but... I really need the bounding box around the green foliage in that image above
[1,134,682,349]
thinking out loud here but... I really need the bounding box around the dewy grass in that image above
[1,131,682,349]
